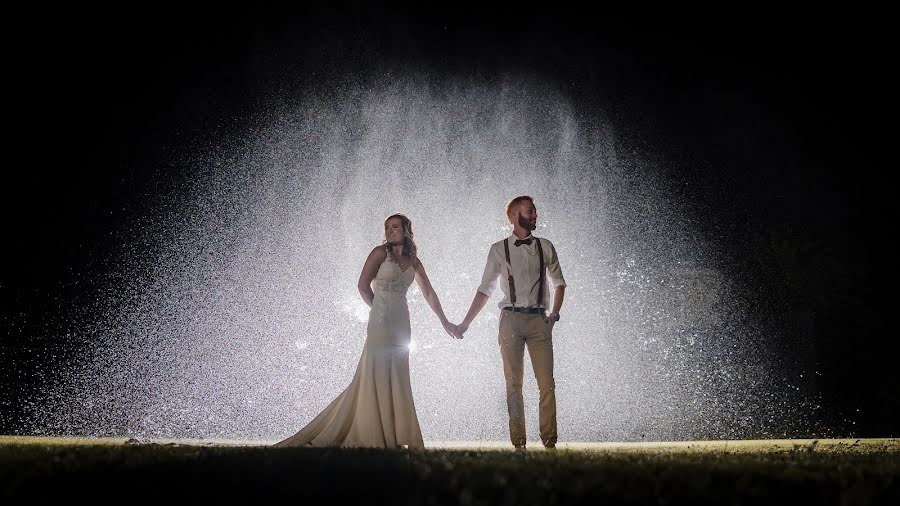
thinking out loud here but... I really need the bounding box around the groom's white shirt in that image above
[477,234,566,310]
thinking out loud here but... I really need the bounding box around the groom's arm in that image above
[545,240,567,321]
[455,247,499,338]
[544,285,565,325]
[456,292,490,337]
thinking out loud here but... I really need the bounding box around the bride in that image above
[275,214,458,449]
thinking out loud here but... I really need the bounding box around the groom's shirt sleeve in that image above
[476,243,501,297]
[546,240,567,289]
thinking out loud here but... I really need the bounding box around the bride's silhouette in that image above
[275,214,457,449]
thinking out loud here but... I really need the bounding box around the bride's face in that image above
[384,218,404,245]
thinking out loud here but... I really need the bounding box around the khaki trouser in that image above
[498,310,557,448]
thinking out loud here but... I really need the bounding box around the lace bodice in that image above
[373,252,416,295]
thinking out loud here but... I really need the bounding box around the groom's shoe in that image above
[514,445,527,453]
[544,443,556,450]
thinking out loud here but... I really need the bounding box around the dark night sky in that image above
[2,6,895,435]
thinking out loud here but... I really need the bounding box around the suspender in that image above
[536,239,545,307]
[503,240,517,305]
[503,237,545,308]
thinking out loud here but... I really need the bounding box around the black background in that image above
[2,5,895,436]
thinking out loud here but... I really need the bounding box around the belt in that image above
[502,306,546,315]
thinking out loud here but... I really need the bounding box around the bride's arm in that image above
[413,259,456,336]
[357,246,386,307]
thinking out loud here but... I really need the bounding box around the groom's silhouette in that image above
[455,196,567,451]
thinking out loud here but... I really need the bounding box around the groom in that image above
[454,196,566,451]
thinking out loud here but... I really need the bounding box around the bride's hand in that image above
[442,320,458,338]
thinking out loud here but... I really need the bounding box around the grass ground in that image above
[2,436,898,504]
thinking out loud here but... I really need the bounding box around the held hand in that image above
[441,320,458,338]
[453,321,469,340]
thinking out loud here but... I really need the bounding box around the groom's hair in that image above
[505,196,534,224]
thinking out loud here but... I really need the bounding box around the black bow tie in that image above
[514,238,533,247]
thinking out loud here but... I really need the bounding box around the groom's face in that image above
[517,202,538,231]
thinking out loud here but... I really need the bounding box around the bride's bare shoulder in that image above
[368,245,388,261]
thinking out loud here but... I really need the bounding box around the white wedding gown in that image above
[275,251,424,449]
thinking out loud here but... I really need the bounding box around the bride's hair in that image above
[384,213,417,258]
